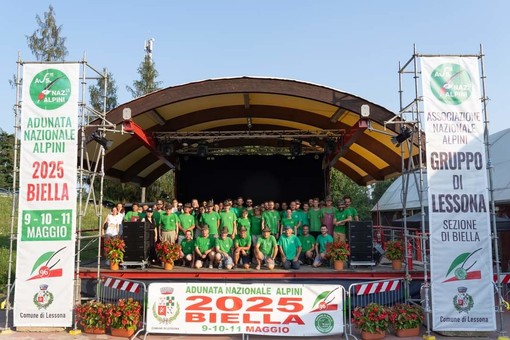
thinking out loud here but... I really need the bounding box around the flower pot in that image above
[111,327,135,338]
[333,260,344,271]
[396,327,420,337]
[361,330,385,340]
[110,262,120,270]
[392,259,402,270]
[164,261,174,270]
[83,327,106,334]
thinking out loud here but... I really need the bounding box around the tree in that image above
[0,130,14,189]
[371,178,396,206]
[329,168,371,220]
[26,5,68,62]
[126,54,162,98]
[89,69,118,113]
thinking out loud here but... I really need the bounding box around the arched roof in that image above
[84,77,420,186]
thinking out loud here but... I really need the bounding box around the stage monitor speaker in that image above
[122,221,147,261]
[348,221,375,266]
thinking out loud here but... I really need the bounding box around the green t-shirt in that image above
[160,212,179,231]
[179,214,195,233]
[298,234,316,252]
[344,206,358,220]
[215,237,234,254]
[153,210,162,225]
[262,210,280,234]
[124,211,140,222]
[195,236,214,253]
[219,210,237,234]
[250,215,263,235]
[234,235,252,254]
[180,238,195,255]
[257,235,277,257]
[200,211,220,235]
[334,209,352,233]
[297,209,309,228]
[281,217,298,229]
[237,217,251,235]
[278,234,301,259]
[308,209,322,232]
[316,234,334,254]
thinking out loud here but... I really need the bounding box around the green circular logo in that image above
[314,313,334,334]
[29,68,71,110]
[430,63,472,105]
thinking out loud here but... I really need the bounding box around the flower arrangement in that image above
[105,298,142,330]
[104,238,125,264]
[384,240,404,260]
[74,300,108,329]
[155,240,181,263]
[326,241,350,261]
[389,303,423,330]
[351,303,390,334]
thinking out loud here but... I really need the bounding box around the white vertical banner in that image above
[421,57,495,331]
[14,64,79,327]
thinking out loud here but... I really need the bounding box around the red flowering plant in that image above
[351,302,390,334]
[389,303,423,330]
[74,300,109,329]
[105,298,141,330]
[104,238,125,264]
[326,241,350,261]
[384,240,404,260]
[155,240,181,264]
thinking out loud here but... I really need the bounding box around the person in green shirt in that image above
[159,205,180,243]
[281,208,299,235]
[215,227,234,269]
[307,198,322,237]
[298,225,316,265]
[179,203,196,243]
[262,201,281,238]
[179,230,195,268]
[313,225,334,267]
[234,227,252,269]
[236,209,251,236]
[194,226,215,269]
[219,201,237,238]
[124,203,141,222]
[255,227,278,270]
[278,226,302,269]
[343,195,359,221]
[250,206,263,246]
[200,203,220,237]
[333,199,352,243]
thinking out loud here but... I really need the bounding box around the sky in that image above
[1,0,509,134]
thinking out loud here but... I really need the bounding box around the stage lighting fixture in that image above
[325,139,336,155]
[181,140,189,147]
[289,140,302,157]
[197,142,208,157]
[391,127,412,147]
[91,131,113,150]
[162,142,174,157]
[361,104,370,118]
[247,117,252,129]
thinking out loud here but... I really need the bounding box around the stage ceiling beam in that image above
[323,118,369,169]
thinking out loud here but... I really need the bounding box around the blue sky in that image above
[2,1,509,134]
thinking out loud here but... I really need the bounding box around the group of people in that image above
[102,195,359,270]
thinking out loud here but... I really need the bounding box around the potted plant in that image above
[352,303,390,340]
[155,240,181,270]
[384,240,404,270]
[104,238,125,270]
[326,241,350,270]
[105,298,142,338]
[74,300,108,334]
[389,303,423,337]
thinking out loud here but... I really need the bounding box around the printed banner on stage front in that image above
[14,64,79,327]
[421,56,495,331]
[146,282,344,336]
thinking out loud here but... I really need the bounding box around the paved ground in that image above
[1,310,509,340]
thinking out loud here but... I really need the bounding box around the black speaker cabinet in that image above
[348,221,375,266]
[122,221,147,262]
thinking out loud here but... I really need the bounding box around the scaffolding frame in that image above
[3,56,112,332]
[396,44,506,338]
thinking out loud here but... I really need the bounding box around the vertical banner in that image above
[146,282,344,336]
[421,57,495,331]
[14,64,78,326]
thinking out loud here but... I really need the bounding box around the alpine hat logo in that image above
[430,63,473,105]
[29,68,71,110]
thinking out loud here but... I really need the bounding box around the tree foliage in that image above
[126,55,162,98]
[329,168,371,220]
[371,178,396,207]
[146,171,175,201]
[26,5,68,62]
[0,130,14,189]
[89,69,118,113]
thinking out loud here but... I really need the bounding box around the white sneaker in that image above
[208,264,213,269]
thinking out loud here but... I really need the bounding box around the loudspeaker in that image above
[122,221,147,261]
[348,221,375,266]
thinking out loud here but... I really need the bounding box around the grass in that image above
[0,196,104,296]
